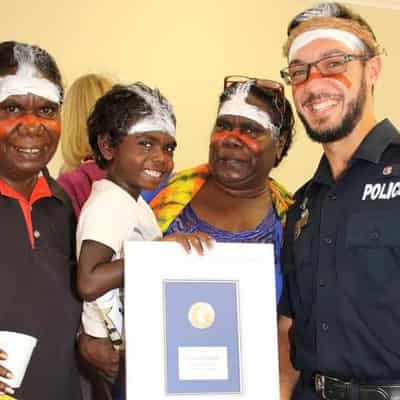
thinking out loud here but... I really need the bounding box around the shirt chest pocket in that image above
[345,210,400,291]
[346,210,400,248]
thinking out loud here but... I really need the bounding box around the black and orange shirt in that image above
[0,171,82,400]
[0,174,52,248]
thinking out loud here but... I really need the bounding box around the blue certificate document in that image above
[163,280,241,394]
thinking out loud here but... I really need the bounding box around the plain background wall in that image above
[1,0,399,192]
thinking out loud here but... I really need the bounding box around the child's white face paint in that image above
[0,44,61,104]
[288,29,366,61]
[218,81,280,137]
[127,84,176,136]
[128,115,176,136]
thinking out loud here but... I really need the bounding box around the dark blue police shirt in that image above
[279,119,400,383]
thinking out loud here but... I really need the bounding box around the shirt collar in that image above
[311,119,400,187]
[0,171,52,203]
[0,168,69,206]
[41,167,70,205]
[312,155,334,186]
[352,119,400,164]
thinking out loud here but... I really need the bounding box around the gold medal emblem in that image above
[188,302,215,329]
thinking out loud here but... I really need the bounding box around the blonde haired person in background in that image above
[58,74,114,217]
[60,74,114,172]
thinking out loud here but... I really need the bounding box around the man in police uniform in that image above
[277,3,400,400]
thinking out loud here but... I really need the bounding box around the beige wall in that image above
[2,1,399,192]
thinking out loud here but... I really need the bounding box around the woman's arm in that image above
[77,239,123,301]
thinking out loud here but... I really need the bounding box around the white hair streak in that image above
[229,80,252,99]
[127,83,176,136]
[13,44,36,66]
[13,44,39,81]
[295,3,340,23]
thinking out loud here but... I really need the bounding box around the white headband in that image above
[0,45,61,104]
[288,28,366,61]
[127,84,176,136]
[219,81,280,137]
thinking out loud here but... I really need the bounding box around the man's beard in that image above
[298,76,367,144]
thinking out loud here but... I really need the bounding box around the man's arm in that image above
[278,315,299,400]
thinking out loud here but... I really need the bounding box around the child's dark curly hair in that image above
[88,82,176,168]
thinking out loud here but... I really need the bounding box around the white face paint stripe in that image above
[128,117,176,136]
[218,81,280,136]
[0,61,61,104]
[288,28,367,61]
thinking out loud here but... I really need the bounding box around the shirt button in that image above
[323,237,333,245]
[370,231,380,240]
[321,323,329,331]
[328,193,337,201]
[33,230,41,239]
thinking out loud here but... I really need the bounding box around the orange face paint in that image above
[293,72,352,94]
[0,115,61,138]
[211,129,263,154]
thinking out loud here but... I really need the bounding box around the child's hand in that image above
[161,232,214,255]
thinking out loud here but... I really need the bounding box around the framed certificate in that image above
[124,242,279,399]
[163,280,241,394]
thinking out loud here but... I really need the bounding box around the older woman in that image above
[151,76,294,299]
[0,41,82,399]
[79,76,295,399]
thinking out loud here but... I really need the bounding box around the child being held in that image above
[76,82,212,350]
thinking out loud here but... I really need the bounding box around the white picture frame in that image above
[124,241,279,399]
